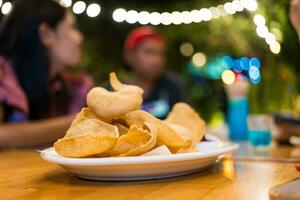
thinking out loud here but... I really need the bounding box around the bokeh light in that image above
[222,70,236,85]
[249,66,261,84]
[161,12,172,25]
[249,57,260,68]
[253,14,266,26]
[113,8,127,23]
[200,8,212,21]
[192,52,207,67]
[249,66,260,80]
[240,57,250,70]
[181,11,193,24]
[269,41,281,54]
[150,12,161,25]
[265,33,276,45]
[1,2,12,15]
[224,2,236,15]
[221,56,233,69]
[170,11,182,25]
[60,0,72,8]
[138,11,150,25]
[190,10,202,23]
[232,0,244,12]
[270,27,283,42]
[209,7,220,19]
[241,0,258,11]
[256,25,269,38]
[86,3,101,18]
[125,10,138,24]
[232,59,243,72]
[72,1,86,15]
[180,43,194,57]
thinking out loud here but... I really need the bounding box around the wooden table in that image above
[0,147,300,200]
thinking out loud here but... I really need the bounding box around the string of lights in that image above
[0,0,283,55]
[0,0,101,18]
[112,0,257,25]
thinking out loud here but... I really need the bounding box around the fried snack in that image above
[107,122,157,157]
[175,146,199,154]
[166,123,199,153]
[110,73,143,95]
[166,102,206,143]
[54,73,208,158]
[54,119,119,158]
[124,110,192,149]
[87,73,143,122]
[68,107,100,133]
[143,145,172,156]
[113,123,129,136]
[111,118,129,136]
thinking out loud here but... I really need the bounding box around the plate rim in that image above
[40,142,239,166]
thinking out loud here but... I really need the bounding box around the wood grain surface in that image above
[0,147,299,200]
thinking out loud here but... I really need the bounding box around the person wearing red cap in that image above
[124,26,186,119]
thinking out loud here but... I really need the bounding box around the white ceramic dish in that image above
[40,135,238,181]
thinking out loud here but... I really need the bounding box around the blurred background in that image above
[1,0,299,123]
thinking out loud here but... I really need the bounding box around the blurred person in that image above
[290,0,300,41]
[270,0,300,144]
[123,26,186,119]
[0,0,92,147]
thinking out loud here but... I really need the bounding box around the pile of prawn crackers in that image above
[54,73,206,158]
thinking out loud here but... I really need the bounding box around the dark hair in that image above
[0,0,68,119]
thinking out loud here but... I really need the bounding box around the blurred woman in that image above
[123,26,186,119]
[0,0,92,147]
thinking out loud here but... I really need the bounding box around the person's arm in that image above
[290,0,300,42]
[0,115,74,148]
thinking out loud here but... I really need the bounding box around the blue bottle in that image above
[227,98,249,141]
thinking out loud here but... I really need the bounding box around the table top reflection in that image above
[0,145,300,200]
[234,142,300,162]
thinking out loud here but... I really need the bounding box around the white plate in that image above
[40,136,238,181]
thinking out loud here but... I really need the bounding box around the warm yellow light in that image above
[192,52,207,67]
[270,27,283,42]
[60,0,72,8]
[180,43,194,57]
[269,42,281,54]
[224,2,236,15]
[209,7,220,19]
[222,70,235,85]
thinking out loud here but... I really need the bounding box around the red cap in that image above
[124,26,165,54]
